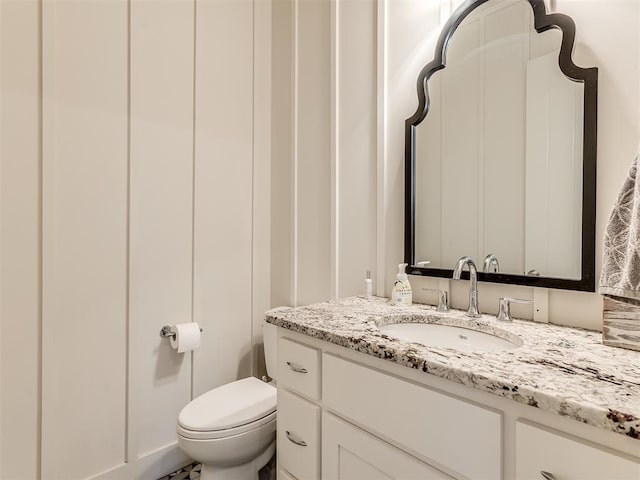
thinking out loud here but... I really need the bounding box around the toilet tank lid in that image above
[178,377,276,432]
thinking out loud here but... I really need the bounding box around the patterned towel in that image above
[599,153,640,300]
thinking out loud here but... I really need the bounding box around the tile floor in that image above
[159,455,276,480]
[158,462,201,480]
[158,462,202,480]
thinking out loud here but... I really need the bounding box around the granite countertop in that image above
[265,296,640,440]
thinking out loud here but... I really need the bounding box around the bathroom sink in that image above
[377,321,521,353]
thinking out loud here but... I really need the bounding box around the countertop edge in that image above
[265,304,640,441]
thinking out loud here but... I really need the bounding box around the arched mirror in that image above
[405,0,597,291]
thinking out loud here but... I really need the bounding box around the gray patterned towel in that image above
[599,153,640,300]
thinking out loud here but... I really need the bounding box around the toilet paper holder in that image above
[160,325,204,339]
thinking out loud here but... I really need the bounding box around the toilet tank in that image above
[263,321,278,381]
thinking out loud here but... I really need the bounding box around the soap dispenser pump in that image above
[391,263,412,306]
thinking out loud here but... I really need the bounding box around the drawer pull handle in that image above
[540,472,555,480]
[286,430,307,447]
[286,361,308,374]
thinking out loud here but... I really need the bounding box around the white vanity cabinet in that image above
[276,337,453,479]
[275,329,640,480]
[322,353,502,479]
[277,338,322,480]
[276,334,500,479]
[515,421,640,480]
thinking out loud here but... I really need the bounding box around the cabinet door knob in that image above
[286,430,307,447]
[540,472,555,480]
[286,361,308,374]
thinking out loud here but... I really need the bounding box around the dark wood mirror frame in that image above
[404,0,598,291]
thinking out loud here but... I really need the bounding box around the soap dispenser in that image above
[391,263,412,306]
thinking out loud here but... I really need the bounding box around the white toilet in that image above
[177,322,278,480]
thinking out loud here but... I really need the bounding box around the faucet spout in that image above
[452,256,481,318]
[483,254,500,273]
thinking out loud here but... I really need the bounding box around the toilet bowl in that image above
[177,322,278,480]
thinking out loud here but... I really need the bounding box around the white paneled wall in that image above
[336,0,377,298]
[274,0,640,332]
[271,0,295,308]
[2,0,640,477]
[383,0,443,304]
[129,0,194,459]
[272,0,378,307]
[252,0,273,376]
[0,0,271,478]
[41,1,129,476]
[296,0,332,305]
[193,0,255,396]
[0,1,41,479]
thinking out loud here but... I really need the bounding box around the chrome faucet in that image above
[483,254,500,273]
[452,256,481,318]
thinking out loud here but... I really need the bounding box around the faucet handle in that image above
[422,288,449,312]
[497,297,533,322]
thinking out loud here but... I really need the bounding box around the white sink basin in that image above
[377,322,521,352]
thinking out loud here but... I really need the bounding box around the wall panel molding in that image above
[283,0,379,304]
[330,0,339,300]
[376,0,387,295]
[278,0,381,303]
[294,0,331,306]
[2,1,269,478]
[0,1,42,477]
[41,0,129,476]
[292,0,299,307]
[87,442,187,480]
[129,0,195,460]
[270,0,295,308]
[192,0,254,396]
[337,0,377,298]
[252,0,273,375]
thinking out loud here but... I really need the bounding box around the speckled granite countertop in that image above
[266,296,640,440]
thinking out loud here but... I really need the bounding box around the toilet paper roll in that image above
[169,323,201,353]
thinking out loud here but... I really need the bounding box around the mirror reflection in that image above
[414,0,584,280]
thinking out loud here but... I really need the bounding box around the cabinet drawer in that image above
[277,389,320,480]
[323,412,453,479]
[278,468,298,480]
[278,337,321,400]
[323,354,502,479]
[516,421,640,479]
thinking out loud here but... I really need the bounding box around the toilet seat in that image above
[177,410,276,440]
[177,377,276,441]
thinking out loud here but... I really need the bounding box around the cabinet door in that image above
[279,468,299,480]
[322,413,453,480]
[516,421,640,480]
[323,354,502,479]
[278,389,321,480]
